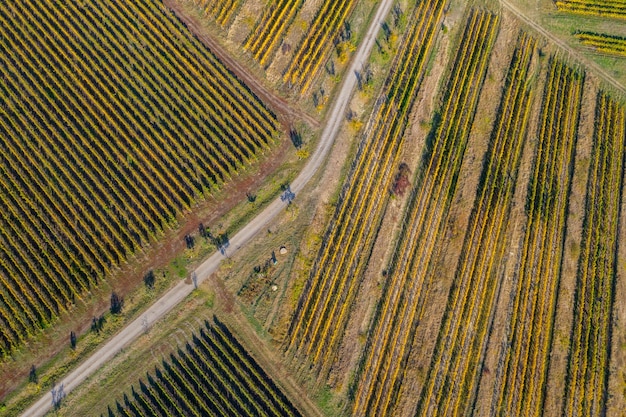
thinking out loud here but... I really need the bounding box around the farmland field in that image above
[283,0,360,92]
[575,32,626,57]
[3,0,626,415]
[493,58,584,417]
[183,0,243,27]
[563,92,625,416]
[555,0,626,19]
[285,0,448,379]
[352,9,501,417]
[104,317,302,417]
[0,0,279,356]
[244,0,306,67]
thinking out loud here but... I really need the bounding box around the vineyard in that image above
[104,318,302,417]
[350,9,501,416]
[0,0,278,356]
[575,31,626,57]
[283,0,359,92]
[412,28,535,417]
[493,59,584,417]
[284,0,448,378]
[183,0,243,26]
[554,0,626,18]
[563,93,626,416]
[4,0,626,414]
[244,0,306,68]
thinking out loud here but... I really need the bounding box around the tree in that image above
[92,315,106,334]
[289,128,302,149]
[198,222,208,238]
[184,234,195,249]
[110,292,124,315]
[28,365,37,384]
[144,270,155,289]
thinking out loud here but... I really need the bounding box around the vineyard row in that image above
[555,0,626,19]
[244,0,305,67]
[493,58,584,417]
[0,0,278,355]
[563,92,626,417]
[189,0,243,27]
[106,317,302,417]
[283,0,359,92]
[575,31,626,57]
[285,0,448,379]
[351,9,501,417]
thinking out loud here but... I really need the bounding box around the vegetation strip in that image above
[563,92,626,417]
[492,58,584,417]
[285,0,448,379]
[349,9,500,417]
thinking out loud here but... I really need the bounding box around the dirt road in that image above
[21,0,394,415]
[163,0,320,129]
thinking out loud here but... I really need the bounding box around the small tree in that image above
[198,223,208,238]
[29,365,37,384]
[144,270,155,289]
[110,292,124,315]
[91,315,106,334]
[289,129,302,149]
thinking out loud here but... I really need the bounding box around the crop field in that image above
[5,0,626,415]
[184,0,243,26]
[554,0,626,19]
[412,29,537,417]
[283,0,360,92]
[493,59,584,417]
[243,0,306,68]
[350,9,501,416]
[563,92,625,416]
[104,318,301,416]
[575,32,626,57]
[285,0,448,378]
[0,0,278,356]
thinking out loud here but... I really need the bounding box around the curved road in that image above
[22,0,394,415]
